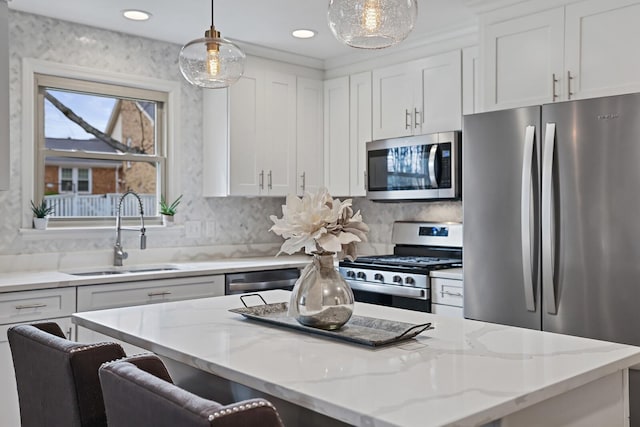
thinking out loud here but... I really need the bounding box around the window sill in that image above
[19,224,184,241]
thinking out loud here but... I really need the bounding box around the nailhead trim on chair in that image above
[207,400,283,423]
[69,342,121,353]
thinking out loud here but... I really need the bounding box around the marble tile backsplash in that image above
[0,11,461,271]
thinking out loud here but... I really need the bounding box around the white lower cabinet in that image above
[431,277,463,318]
[76,275,224,354]
[0,288,76,427]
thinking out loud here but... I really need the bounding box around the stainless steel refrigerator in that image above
[463,93,640,424]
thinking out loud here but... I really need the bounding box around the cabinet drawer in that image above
[432,304,463,318]
[0,288,76,325]
[77,275,224,311]
[431,278,463,307]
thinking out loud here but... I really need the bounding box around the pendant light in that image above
[178,0,245,89]
[327,0,418,49]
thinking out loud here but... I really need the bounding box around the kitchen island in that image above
[73,290,640,427]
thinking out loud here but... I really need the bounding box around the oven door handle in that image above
[346,280,428,300]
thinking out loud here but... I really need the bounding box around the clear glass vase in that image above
[289,252,355,330]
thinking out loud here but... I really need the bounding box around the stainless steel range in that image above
[339,222,462,312]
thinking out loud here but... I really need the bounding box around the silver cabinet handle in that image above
[567,71,574,100]
[440,290,463,297]
[15,303,47,310]
[268,170,273,190]
[521,125,536,312]
[259,170,264,190]
[552,73,559,101]
[66,327,73,340]
[428,145,438,187]
[414,108,421,128]
[300,171,306,193]
[148,291,172,297]
[542,123,557,315]
[405,109,411,130]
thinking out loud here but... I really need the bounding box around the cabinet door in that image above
[229,65,264,196]
[0,1,8,191]
[483,7,565,110]
[372,62,413,139]
[565,0,640,100]
[349,71,372,197]
[296,77,324,196]
[1,317,74,427]
[462,46,480,115]
[415,50,462,134]
[323,76,350,197]
[264,70,296,196]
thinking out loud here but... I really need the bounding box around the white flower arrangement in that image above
[269,188,369,261]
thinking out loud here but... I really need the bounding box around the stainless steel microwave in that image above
[366,131,461,201]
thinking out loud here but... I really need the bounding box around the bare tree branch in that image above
[44,91,146,154]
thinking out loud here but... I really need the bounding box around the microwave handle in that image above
[428,145,438,187]
[364,171,368,190]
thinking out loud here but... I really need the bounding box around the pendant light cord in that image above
[211,0,215,28]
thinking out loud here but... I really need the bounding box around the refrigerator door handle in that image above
[521,125,536,312]
[542,123,558,315]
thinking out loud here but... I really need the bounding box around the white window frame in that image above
[21,58,182,230]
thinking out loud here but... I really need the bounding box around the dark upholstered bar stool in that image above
[99,354,285,427]
[7,322,126,427]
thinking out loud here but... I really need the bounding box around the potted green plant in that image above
[159,194,182,226]
[30,198,54,230]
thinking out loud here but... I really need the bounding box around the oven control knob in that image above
[356,272,367,281]
[393,275,403,284]
[346,270,356,279]
[374,273,384,282]
[405,277,415,286]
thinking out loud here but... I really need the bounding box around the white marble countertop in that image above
[0,256,311,293]
[73,289,640,427]
[430,267,463,280]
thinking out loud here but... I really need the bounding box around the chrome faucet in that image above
[114,190,146,266]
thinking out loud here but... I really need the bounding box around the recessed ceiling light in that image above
[122,10,152,21]
[292,29,316,39]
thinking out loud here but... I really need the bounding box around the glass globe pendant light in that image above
[178,0,245,89]
[327,0,418,49]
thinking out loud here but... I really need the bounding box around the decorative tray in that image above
[229,295,433,347]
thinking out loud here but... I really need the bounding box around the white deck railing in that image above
[45,193,157,217]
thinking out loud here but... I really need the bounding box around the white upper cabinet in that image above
[349,71,372,197]
[372,50,462,140]
[227,64,296,196]
[372,62,414,140]
[0,1,8,191]
[462,46,480,116]
[323,76,350,197]
[482,0,640,111]
[229,65,263,196]
[483,7,564,110]
[564,0,640,100]
[323,72,372,198]
[296,77,324,196]
[417,50,462,134]
[263,70,297,196]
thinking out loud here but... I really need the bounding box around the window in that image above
[59,167,91,193]
[34,74,169,225]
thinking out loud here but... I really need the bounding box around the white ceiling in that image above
[7,0,478,65]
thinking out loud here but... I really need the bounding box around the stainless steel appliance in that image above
[463,93,640,425]
[225,269,299,295]
[339,222,462,312]
[366,132,461,201]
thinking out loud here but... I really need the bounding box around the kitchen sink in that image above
[67,266,181,277]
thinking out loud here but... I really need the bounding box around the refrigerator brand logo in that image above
[597,113,619,120]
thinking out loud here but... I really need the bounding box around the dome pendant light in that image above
[327,0,418,49]
[178,0,245,89]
